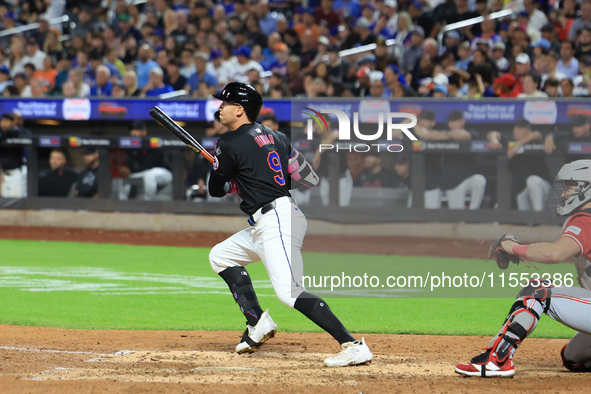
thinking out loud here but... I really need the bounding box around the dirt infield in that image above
[0,226,587,393]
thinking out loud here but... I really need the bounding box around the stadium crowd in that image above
[1,0,591,99]
[0,0,590,211]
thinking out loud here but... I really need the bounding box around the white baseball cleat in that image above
[235,309,278,354]
[324,338,373,367]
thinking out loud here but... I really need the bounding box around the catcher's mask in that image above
[550,159,591,216]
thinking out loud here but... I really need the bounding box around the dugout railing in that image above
[0,134,575,226]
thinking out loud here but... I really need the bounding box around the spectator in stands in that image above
[488,119,550,211]
[355,17,377,46]
[156,48,171,77]
[123,69,140,97]
[541,23,561,54]
[569,0,591,39]
[299,29,318,69]
[105,48,126,80]
[227,45,264,83]
[141,67,173,97]
[245,13,268,50]
[561,77,575,97]
[542,51,567,87]
[544,77,561,97]
[187,52,218,96]
[67,68,91,98]
[401,26,424,74]
[42,31,63,64]
[90,65,113,97]
[0,66,12,95]
[517,73,548,98]
[61,80,77,97]
[8,40,26,77]
[510,53,531,97]
[524,0,549,31]
[0,113,28,197]
[0,12,17,50]
[74,147,99,198]
[355,153,398,188]
[3,85,19,97]
[22,36,46,71]
[135,44,159,89]
[38,149,78,197]
[73,8,100,39]
[118,121,173,201]
[491,42,509,73]
[391,11,412,60]
[169,9,190,48]
[12,72,29,97]
[285,55,305,96]
[111,81,126,98]
[558,39,580,79]
[24,78,46,98]
[256,0,283,36]
[269,43,290,76]
[34,56,57,93]
[23,63,36,82]
[164,58,187,92]
[51,53,72,96]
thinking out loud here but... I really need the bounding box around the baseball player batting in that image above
[456,159,591,377]
[207,82,373,367]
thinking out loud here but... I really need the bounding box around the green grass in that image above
[0,239,577,338]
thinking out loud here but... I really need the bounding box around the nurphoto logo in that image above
[303,107,418,153]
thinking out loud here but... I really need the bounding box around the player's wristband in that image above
[512,244,529,257]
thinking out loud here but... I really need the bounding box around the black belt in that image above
[248,197,295,225]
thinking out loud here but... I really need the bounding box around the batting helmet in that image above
[213,82,263,123]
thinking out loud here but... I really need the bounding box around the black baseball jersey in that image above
[38,167,78,197]
[75,167,98,198]
[209,123,292,215]
[0,127,25,170]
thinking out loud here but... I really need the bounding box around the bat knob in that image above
[214,110,221,123]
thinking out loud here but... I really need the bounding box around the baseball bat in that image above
[149,106,215,164]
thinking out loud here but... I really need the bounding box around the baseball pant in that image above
[516,175,551,212]
[319,171,353,207]
[127,167,173,200]
[445,174,487,210]
[209,196,306,308]
[547,286,591,368]
[0,165,27,198]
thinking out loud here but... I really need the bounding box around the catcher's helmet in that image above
[551,159,591,216]
[213,82,263,123]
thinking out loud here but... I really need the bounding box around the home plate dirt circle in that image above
[0,326,588,392]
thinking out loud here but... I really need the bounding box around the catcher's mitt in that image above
[487,234,522,269]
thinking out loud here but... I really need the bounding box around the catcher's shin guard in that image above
[482,280,552,363]
[219,267,264,326]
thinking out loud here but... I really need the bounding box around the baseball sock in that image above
[218,267,263,327]
[294,291,355,344]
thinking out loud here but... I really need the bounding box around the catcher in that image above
[456,159,591,377]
